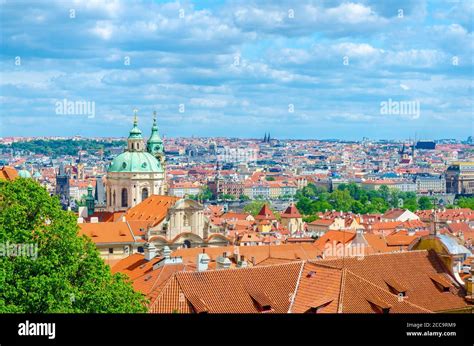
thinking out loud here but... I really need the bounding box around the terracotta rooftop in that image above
[78,221,135,244]
[0,166,18,181]
[309,219,336,226]
[125,195,180,226]
[147,250,471,313]
[314,230,356,250]
[255,204,276,221]
[314,250,469,312]
[170,243,322,266]
[149,261,303,313]
[280,204,302,218]
[382,208,407,220]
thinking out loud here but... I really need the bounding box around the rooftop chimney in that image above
[197,253,210,271]
[144,242,157,261]
[163,246,171,260]
[237,259,248,268]
[216,256,231,269]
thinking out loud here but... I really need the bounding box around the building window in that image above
[113,190,116,206]
[121,188,128,207]
[142,188,149,201]
[109,248,114,254]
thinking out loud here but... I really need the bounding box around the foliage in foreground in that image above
[0,179,147,313]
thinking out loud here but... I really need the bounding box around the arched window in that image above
[121,188,128,207]
[183,213,190,227]
[142,188,149,201]
[113,190,116,206]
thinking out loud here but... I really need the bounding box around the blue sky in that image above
[0,0,473,140]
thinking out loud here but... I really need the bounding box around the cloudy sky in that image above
[0,0,473,140]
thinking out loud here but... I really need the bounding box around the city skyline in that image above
[1,0,473,139]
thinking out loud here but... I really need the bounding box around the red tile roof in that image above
[314,250,469,312]
[255,204,276,221]
[78,221,135,244]
[281,204,302,218]
[150,262,303,313]
[0,166,18,181]
[382,208,406,220]
[125,195,180,226]
[147,250,471,313]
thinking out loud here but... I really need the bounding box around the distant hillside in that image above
[0,139,126,157]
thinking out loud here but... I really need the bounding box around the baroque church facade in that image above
[106,111,166,212]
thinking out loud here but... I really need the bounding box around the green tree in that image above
[457,197,474,210]
[403,196,418,212]
[243,200,273,216]
[0,179,147,313]
[265,176,275,181]
[302,215,318,223]
[239,194,250,201]
[219,193,236,200]
[418,196,434,210]
[296,196,314,215]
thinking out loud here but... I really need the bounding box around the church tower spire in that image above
[127,109,145,152]
[147,111,165,165]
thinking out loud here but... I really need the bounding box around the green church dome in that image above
[107,151,164,173]
[18,169,31,178]
[128,115,143,139]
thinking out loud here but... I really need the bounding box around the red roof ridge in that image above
[309,249,430,267]
[342,269,432,313]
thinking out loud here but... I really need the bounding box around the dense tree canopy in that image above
[457,197,474,210]
[295,183,440,217]
[189,186,213,202]
[0,179,147,313]
[243,200,280,220]
[0,139,126,158]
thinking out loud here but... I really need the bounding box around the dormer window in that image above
[366,296,392,314]
[248,290,274,313]
[186,295,209,314]
[384,278,408,297]
[304,298,333,313]
[430,274,452,292]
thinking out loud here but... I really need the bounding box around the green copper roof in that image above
[128,115,143,139]
[18,169,31,178]
[107,151,163,173]
[147,112,164,155]
[148,113,162,143]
